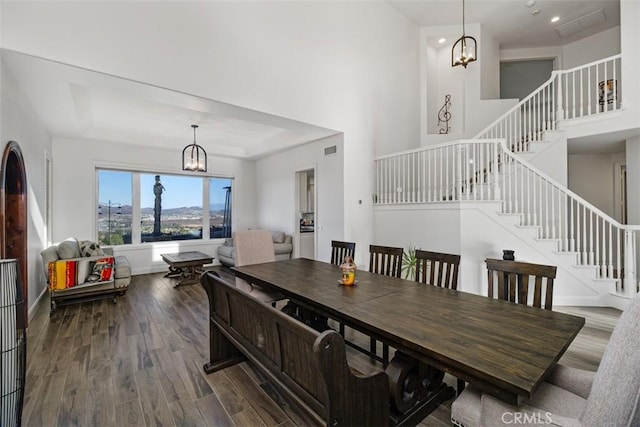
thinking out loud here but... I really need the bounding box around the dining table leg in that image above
[386,351,456,425]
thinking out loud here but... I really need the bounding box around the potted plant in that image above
[402,244,418,281]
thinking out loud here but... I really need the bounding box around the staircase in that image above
[373,54,639,309]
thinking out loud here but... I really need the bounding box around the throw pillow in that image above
[56,238,81,260]
[79,240,106,257]
[86,257,114,282]
[272,231,285,244]
[76,259,92,285]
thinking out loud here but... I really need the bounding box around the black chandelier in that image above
[182,124,207,172]
[451,0,477,68]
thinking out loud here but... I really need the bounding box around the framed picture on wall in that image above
[598,79,616,109]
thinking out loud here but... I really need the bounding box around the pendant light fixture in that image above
[182,124,207,172]
[451,0,477,68]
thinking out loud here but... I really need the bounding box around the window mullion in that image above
[132,173,141,244]
[203,178,210,241]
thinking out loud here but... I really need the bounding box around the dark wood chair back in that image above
[369,245,403,278]
[415,250,461,290]
[485,258,557,310]
[330,240,356,266]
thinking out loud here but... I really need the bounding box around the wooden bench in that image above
[200,271,390,426]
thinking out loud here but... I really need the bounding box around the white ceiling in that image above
[2,1,621,159]
[389,0,620,49]
[1,49,339,159]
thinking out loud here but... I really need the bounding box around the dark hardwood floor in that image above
[22,268,620,426]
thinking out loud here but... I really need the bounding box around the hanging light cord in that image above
[462,0,466,36]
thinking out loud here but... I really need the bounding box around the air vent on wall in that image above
[324,145,337,155]
[555,9,606,38]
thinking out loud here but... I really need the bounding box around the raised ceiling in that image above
[1,49,339,160]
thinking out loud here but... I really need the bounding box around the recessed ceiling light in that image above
[551,16,560,23]
[531,9,541,16]
[438,38,446,44]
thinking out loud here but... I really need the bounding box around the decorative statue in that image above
[153,175,165,236]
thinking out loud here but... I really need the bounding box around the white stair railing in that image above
[374,139,639,296]
[558,55,622,120]
[475,55,622,152]
[374,140,501,204]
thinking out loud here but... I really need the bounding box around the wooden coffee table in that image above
[160,251,214,288]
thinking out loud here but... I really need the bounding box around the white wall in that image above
[500,26,620,72]
[51,137,257,274]
[626,138,640,223]
[480,26,500,100]
[255,134,344,263]
[568,153,623,217]
[524,131,568,187]
[0,60,53,315]
[420,23,516,146]
[500,46,563,68]
[375,202,607,304]
[374,204,462,277]
[562,26,621,70]
[1,1,421,267]
[620,0,640,119]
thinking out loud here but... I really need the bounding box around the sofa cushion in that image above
[274,243,294,255]
[57,238,81,259]
[272,231,285,244]
[217,245,234,259]
[79,240,106,257]
[76,259,93,285]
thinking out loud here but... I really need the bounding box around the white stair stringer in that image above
[471,202,618,307]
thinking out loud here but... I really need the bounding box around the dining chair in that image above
[414,250,460,289]
[330,240,356,266]
[233,230,284,304]
[368,244,404,363]
[369,244,403,278]
[327,240,357,336]
[415,249,463,393]
[485,258,557,310]
[451,292,640,427]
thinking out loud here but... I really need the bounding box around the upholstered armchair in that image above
[451,293,640,426]
[233,230,284,304]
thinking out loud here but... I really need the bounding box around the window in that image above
[140,174,203,242]
[210,178,232,238]
[96,169,232,245]
[97,170,133,245]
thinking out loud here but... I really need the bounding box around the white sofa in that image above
[217,230,293,267]
[41,238,132,293]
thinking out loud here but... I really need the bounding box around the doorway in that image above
[614,162,627,224]
[295,168,316,259]
[1,141,28,323]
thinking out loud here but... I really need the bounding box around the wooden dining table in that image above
[233,258,585,425]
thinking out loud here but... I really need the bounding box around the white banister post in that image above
[555,72,565,121]
[623,229,638,296]
[493,141,501,201]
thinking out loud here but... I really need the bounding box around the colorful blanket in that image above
[48,256,115,290]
